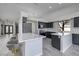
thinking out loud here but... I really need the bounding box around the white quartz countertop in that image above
[18,33,46,43]
[38,28,56,32]
[51,33,71,36]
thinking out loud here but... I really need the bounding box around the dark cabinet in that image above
[46,22,53,28]
[51,35,60,50]
[74,17,79,27]
[38,22,46,28]
[39,30,55,38]
[45,32,51,38]
[72,34,79,45]
[39,30,46,36]
[38,22,53,28]
[45,32,55,38]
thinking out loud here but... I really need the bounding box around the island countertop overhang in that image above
[18,33,46,43]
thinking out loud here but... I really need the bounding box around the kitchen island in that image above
[18,33,45,56]
[51,33,72,53]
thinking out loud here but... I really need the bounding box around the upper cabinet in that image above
[46,22,53,28]
[74,17,79,27]
[38,22,53,28]
[38,22,46,28]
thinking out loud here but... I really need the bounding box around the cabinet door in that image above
[74,17,79,27]
[45,32,51,38]
[46,22,53,28]
[38,22,46,28]
[72,34,79,45]
[49,22,53,28]
[51,35,60,50]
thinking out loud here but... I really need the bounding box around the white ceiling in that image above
[0,3,79,22]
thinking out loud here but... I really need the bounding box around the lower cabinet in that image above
[39,32,46,36]
[51,35,60,50]
[45,32,52,38]
[72,34,79,45]
[21,38,42,56]
[39,31,55,38]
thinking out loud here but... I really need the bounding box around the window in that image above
[64,23,71,32]
[58,20,71,32]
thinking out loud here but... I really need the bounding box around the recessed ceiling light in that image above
[49,6,52,9]
[58,3,62,5]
